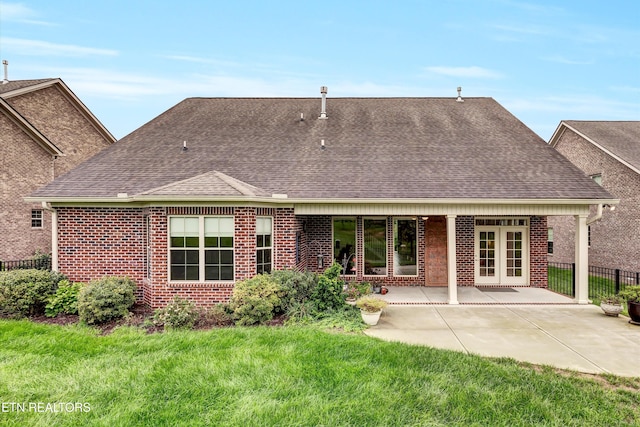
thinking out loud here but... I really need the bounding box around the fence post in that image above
[615,269,620,294]
[571,263,576,297]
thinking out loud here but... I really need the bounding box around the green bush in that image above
[0,269,65,317]
[45,280,85,317]
[310,263,345,311]
[229,274,284,326]
[77,276,136,325]
[270,269,318,313]
[197,303,235,327]
[153,296,199,330]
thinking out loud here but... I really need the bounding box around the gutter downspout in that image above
[41,202,58,272]
[586,204,603,225]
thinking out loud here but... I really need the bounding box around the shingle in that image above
[0,79,56,95]
[563,121,640,171]
[31,97,613,200]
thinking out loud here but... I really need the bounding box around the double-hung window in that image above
[256,217,272,274]
[31,210,43,228]
[170,216,234,282]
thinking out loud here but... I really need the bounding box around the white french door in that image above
[475,227,528,285]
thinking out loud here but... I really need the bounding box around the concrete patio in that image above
[377,286,575,305]
[365,287,639,377]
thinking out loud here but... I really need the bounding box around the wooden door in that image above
[425,216,448,286]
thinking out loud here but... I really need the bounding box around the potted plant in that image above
[343,281,372,305]
[356,295,387,326]
[598,294,623,317]
[619,285,640,325]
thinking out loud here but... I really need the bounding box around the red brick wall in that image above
[455,216,475,286]
[57,207,146,300]
[56,207,549,307]
[530,216,548,287]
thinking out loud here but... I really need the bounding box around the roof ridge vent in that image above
[456,86,464,103]
[319,86,328,119]
[2,60,8,84]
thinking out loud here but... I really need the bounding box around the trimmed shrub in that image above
[310,263,345,311]
[229,274,284,326]
[197,304,235,328]
[45,280,85,317]
[270,269,318,313]
[153,296,199,330]
[77,276,136,325]
[0,269,65,317]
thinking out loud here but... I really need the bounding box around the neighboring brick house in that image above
[0,77,116,262]
[27,89,616,307]
[548,121,640,272]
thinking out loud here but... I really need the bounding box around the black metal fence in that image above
[0,257,51,272]
[548,261,639,298]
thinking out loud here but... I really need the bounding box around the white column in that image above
[574,214,589,304]
[446,214,458,304]
[51,208,59,272]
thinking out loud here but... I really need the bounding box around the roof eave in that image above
[25,195,620,206]
[3,78,117,144]
[551,121,640,175]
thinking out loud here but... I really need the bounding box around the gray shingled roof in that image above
[0,79,55,95]
[562,121,640,172]
[31,97,613,201]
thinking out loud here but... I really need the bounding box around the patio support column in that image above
[446,214,458,304]
[574,214,589,304]
[51,207,58,272]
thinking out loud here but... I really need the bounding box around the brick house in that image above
[27,89,616,307]
[548,121,640,272]
[0,77,115,262]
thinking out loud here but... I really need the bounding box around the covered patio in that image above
[376,286,574,305]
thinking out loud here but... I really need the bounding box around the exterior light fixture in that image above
[317,254,324,269]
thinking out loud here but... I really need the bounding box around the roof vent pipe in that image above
[2,60,8,84]
[456,86,464,102]
[319,86,328,119]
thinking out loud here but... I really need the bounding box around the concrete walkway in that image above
[364,288,640,377]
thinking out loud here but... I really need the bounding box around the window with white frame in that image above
[547,228,554,254]
[31,210,43,228]
[393,218,417,276]
[256,217,272,274]
[364,218,387,276]
[169,216,234,282]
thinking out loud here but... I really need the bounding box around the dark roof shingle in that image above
[562,121,640,172]
[31,97,612,201]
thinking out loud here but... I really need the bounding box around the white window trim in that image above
[256,216,273,274]
[168,215,235,283]
[393,217,418,277]
[363,217,388,277]
[332,217,357,275]
[31,209,43,229]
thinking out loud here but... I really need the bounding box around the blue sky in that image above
[1,0,638,140]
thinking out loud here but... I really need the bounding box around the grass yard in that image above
[0,320,639,427]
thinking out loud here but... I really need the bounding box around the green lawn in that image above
[0,320,638,426]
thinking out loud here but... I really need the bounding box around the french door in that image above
[475,227,528,285]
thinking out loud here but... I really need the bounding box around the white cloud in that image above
[505,94,640,119]
[0,2,55,25]
[0,37,117,57]
[424,66,503,79]
[0,2,34,19]
[541,55,594,65]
